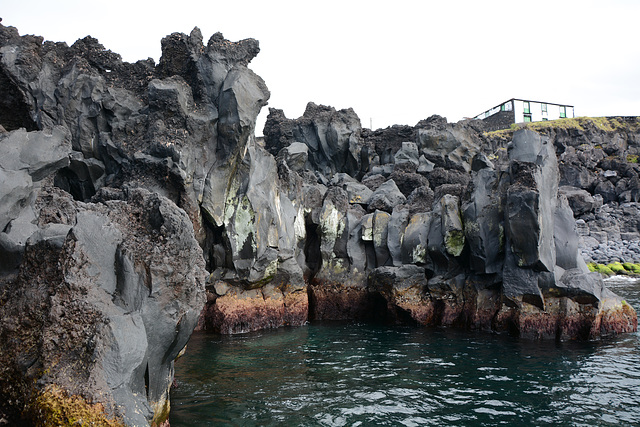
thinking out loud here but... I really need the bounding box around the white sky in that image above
[3,0,640,135]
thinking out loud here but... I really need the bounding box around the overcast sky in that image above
[4,0,640,134]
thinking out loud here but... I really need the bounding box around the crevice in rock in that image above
[0,69,37,132]
[364,240,376,269]
[53,167,97,201]
[202,217,233,273]
[431,299,445,326]
[303,221,321,280]
[506,318,520,338]
[144,363,150,400]
[306,284,318,321]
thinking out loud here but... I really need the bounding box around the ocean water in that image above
[170,278,640,426]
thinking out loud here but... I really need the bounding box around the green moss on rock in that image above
[444,230,465,257]
[622,262,640,274]
[29,384,124,427]
[608,262,627,274]
[587,263,615,276]
[588,261,640,277]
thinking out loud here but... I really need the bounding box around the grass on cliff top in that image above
[484,116,640,139]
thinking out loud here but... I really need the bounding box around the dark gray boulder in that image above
[594,180,617,203]
[281,141,309,172]
[401,212,430,265]
[555,268,604,304]
[389,170,429,197]
[361,173,387,191]
[367,179,406,213]
[0,126,72,277]
[558,185,598,215]
[372,210,392,267]
[387,208,410,266]
[405,186,435,214]
[0,167,33,236]
[418,155,435,173]
[416,116,483,173]
[501,253,545,309]
[433,183,465,203]
[559,163,598,190]
[426,167,470,190]
[393,141,420,172]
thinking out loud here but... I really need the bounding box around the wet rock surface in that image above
[0,22,638,426]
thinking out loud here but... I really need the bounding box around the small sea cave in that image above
[366,291,419,326]
[366,291,392,323]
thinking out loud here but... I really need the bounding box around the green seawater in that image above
[170,279,640,426]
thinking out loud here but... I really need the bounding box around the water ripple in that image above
[171,280,640,426]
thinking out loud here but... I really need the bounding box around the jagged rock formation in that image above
[265,109,637,339]
[0,23,272,426]
[0,23,637,426]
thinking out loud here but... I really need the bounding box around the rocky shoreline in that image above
[0,23,638,426]
[578,202,640,264]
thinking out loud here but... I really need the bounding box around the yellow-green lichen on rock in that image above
[150,392,171,427]
[361,214,374,241]
[28,384,124,427]
[440,194,465,257]
[622,262,640,274]
[444,229,466,257]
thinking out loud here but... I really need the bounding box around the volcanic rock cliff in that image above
[0,24,637,426]
[263,109,638,336]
